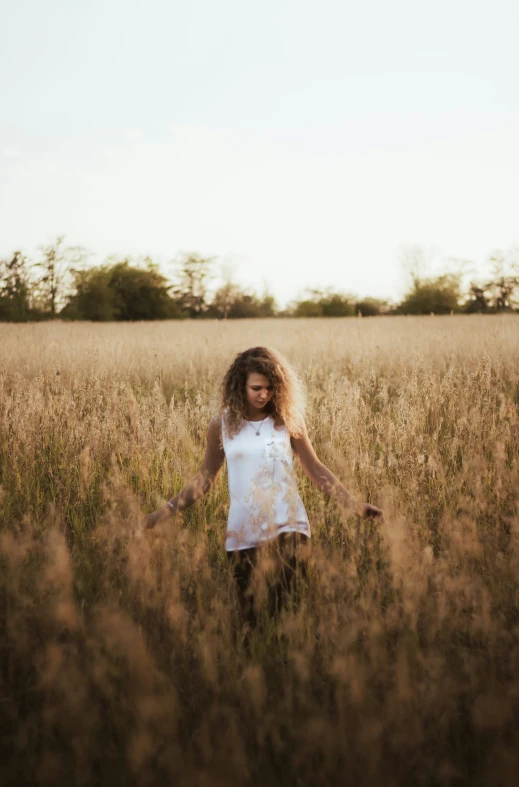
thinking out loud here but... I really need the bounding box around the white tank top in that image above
[222,414,311,551]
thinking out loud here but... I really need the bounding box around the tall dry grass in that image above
[1,316,519,786]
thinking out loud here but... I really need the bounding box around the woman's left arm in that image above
[291,421,383,519]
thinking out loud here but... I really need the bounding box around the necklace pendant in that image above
[256,431,260,436]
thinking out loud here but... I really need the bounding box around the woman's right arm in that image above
[145,416,225,529]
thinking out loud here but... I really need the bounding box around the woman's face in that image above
[245,373,274,415]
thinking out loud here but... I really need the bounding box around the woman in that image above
[146,346,383,625]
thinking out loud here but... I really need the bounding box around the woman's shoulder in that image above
[208,414,223,432]
[206,414,225,450]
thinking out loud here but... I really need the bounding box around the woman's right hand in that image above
[145,505,175,530]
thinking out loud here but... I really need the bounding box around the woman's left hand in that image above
[362,503,384,520]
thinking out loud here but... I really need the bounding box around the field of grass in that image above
[1,315,519,787]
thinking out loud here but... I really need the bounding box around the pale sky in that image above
[1,0,518,306]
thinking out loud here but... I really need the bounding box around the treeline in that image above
[1,237,518,322]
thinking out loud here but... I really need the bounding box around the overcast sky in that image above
[1,0,518,305]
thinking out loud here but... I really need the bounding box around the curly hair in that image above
[220,346,306,438]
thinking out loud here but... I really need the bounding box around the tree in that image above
[0,251,32,322]
[170,253,215,318]
[463,248,519,313]
[464,283,490,314]
[257,291,276,318]
[398,243,439,291]
[62,266,119,321]
[464,276,519,313]
[292,299,323,318]
[354,297,389,317]
[109,258,182,321]
[492,276,519,311]
[487,249,519,311]
[227,293,264,319]
[291,288,354,318]
[34,235,90,317]
[208,283,277,319]
[209,281,243,319]
[62,258,182,321]
[398,273,462,314]
[319,293,355,317]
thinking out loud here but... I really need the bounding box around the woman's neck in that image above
[245,407,271,422]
